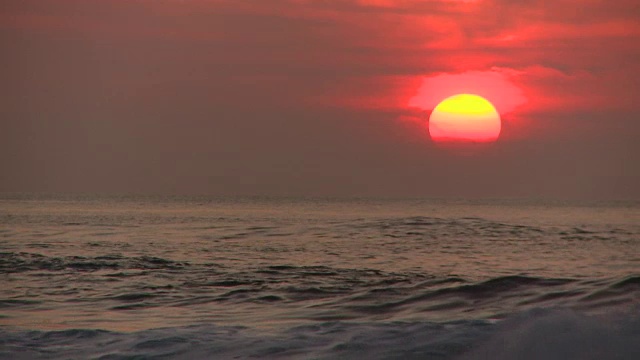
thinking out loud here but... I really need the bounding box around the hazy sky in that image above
[2,0,639,199]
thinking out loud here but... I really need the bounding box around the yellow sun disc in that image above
[429,94,501,143]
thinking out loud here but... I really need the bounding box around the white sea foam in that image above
[461,308,640,360]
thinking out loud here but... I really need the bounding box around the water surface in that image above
[1,194,638,358]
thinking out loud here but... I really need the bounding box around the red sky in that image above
[1,0,639,199]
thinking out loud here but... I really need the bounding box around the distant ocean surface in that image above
[1,194,639,359]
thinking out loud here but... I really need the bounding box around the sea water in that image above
[1,194,639,359]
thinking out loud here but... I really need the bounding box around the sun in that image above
[429,94,501,143]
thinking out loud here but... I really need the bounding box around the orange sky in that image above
[1,0,639,199]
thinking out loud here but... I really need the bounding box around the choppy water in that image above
[1,194,639,359]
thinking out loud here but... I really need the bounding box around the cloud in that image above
[408,68,526,114]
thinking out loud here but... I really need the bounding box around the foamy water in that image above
[1,194,639,359]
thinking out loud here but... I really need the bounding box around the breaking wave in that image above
[1,309,639,359]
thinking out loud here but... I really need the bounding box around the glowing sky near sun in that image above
[1,0,639,198]
[408,70,526,116]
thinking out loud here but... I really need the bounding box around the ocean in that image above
[1,194,639,359]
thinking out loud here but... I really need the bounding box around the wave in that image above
[0,252,193,273]
[1,308,638,359]
[2,251,638,321]
[460,308,640,360]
